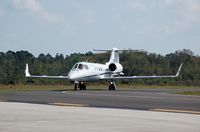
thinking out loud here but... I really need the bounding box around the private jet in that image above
[25,48,182,91]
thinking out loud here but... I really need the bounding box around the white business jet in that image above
[25,48,182,91]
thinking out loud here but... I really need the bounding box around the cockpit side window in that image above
[72,64,78,70]
[78,64,83,70]
[77,64,89,70]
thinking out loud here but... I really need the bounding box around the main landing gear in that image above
[109,81,116,91]
[74,82,86,91]
[74,81,116,91]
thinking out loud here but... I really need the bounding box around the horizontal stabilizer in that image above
[94,48,143,63]
[93,48,142,52]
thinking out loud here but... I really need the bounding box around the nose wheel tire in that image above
[109,83,116,91]
[74,82,86,91]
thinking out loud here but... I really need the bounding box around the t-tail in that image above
[94,48,120,63]
[93,48,140,74]
[108,48,120,63]
[94,48,140,63]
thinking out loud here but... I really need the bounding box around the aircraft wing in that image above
[25,64,69,79]
[102,64,183,80]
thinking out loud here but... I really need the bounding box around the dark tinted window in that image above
[77,64,89,70]
[78,64,83,70]
[72,64,78,70]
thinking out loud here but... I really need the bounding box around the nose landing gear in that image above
[109,81,116,91]
[74,82,86,91]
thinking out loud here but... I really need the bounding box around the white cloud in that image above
[128,1,146,11]
[183,0,200,13]
[13,0,41,12]
[13,0,58,23]
[129,0,200,34]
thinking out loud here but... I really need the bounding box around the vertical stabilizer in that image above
[109,48,119,63]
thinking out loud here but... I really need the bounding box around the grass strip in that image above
[175,91,200,96]
[0,84,199,93]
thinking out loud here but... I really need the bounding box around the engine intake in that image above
[108,63,123,73]
[109,63,117,71]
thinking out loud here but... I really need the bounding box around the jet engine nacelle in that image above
[108,63,123,73]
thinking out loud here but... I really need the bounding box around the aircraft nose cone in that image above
[68,72,77,80]
[68,74,74,80]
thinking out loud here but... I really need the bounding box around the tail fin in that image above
[109,48,120,63]
[94,48,141,63]
[94,48,120,63]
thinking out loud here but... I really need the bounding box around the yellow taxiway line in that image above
[150,109,200,115]
[0,98,7,102]
[48,102,88,107]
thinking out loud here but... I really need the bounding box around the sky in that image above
[0,0,200,56]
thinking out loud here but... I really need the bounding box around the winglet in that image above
[25,64,31,77]
[176,63,183,77]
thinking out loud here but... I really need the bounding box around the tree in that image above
[0,49,199,86]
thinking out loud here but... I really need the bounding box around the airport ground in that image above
[0,85,200,132]
[0,84,200,94]
[0,84,200,111]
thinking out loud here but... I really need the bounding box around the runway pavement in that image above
[0,102,200,132]
[0,88,200,132]
[0,88,200,113]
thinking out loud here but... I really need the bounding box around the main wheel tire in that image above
[112,85,116,91]
[82,84,86,90]
[109,85,112,91]
[79,83,86,90]
[109,84,115,91]
[80,85,83,90]
[74,84,77,91]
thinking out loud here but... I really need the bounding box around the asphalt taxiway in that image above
[0,88,200,113]
[0,88,200,132]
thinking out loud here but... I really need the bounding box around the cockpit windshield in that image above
[72,64,78,70]
[72,63,89,70]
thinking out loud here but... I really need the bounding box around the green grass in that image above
[175,91,200,96]
[0,84,198,93]
[0,85,70,93]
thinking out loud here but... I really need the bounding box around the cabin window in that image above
[83,64,89,70]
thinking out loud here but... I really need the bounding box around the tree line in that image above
[0,49,199,86]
